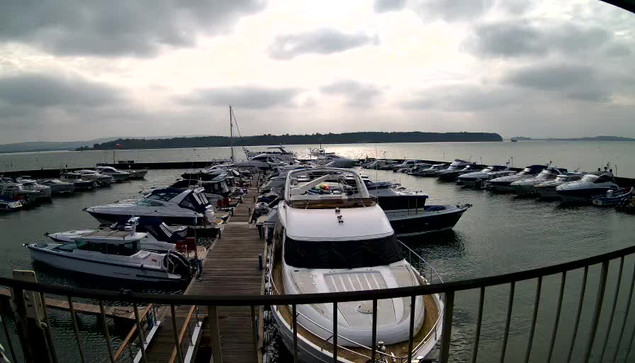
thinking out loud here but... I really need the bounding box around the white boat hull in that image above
[271,293,444,363]
[28,245,182,283]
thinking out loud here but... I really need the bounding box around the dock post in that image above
[208,306,223,363]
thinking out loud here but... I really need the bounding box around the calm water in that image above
[1,140,635,177]
[1,143,634,362]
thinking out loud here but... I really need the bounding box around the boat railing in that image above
[399,241,444,285]
[2,243,635,362]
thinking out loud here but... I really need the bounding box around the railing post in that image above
[251,305,258,363]
[471,287,485,363]
[170,304,184,363]
[133,303,148,363]
[583,261,609,363]
[11,287,34,363]
[613,259,635,362]
[292,304,298,363]
[332,302,338,362]
[208,305,223,363]
[371,299,378,362]
[98,301,115,363]
[524,276,542,363]
[567,266,589,363]
[500,281,516,363]
[407,295,416,363]
[439,291,455,363]
[599,256,624,362]
[67,297,86,363]
[547,272,566,363]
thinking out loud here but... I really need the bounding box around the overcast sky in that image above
[0,0,634,143]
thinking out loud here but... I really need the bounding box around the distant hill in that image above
[0,138,120,153]
[86,132,503,150]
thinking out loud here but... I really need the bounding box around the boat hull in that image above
[27,245,183,283]
[386,206,467,237]
[87,210,204,226]
[271,293,443,363]
[556,187,615,204]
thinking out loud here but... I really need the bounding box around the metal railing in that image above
[0,244,635,362]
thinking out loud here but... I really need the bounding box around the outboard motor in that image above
[164,251,195,280]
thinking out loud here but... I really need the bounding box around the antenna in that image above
[229,105,235,163]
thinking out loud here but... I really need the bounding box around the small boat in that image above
[0,196,22,211]
[487,165,547,193]
[556,171,619,203]
[77,169,115,186]
[245,146,296,162]
[60,172,97,191]
[392,160,424,172]
[26,230,195,283]
[15,177,52,200]
[85,187,216,226]
[366,181,470,236]
[46,217,186,253]
[412,163,448,177]
[401,162,432,174]
[510,166,568,195]
[1,178,45,205]
[457,165,514,188]
[592,187,633,207]
[437,162,478,182]
[268,167,443,362]
[39,179,75,195]
[534,173,583,199]
[95,166,131,182]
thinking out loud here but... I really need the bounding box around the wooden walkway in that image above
[144,187,265,363]
[0,288,139,320]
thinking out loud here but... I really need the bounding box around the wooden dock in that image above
[0,288,139,320]
[143,187,265,363]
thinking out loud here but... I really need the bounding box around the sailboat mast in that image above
[229,105,234,163]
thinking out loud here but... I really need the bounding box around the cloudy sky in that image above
[0,0,634,144]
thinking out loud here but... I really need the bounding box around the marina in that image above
[0,141,634,362]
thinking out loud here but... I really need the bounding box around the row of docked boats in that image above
[25,166,253,285]
[380,158,632,206]
[0,165,147,212]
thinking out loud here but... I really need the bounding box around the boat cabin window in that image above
[284,235,403,269]
[595,174,613,183]
[137,199,164,207]
[148,190,181,201]
[581,174,599,183]
[76,240,140,256]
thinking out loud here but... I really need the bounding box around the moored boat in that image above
[268,167,444,362]
[556,171,619,203]
[487,165,547,193]
[27,230,195,283]
[592,187,633,207]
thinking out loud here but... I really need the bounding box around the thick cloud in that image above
[320,80,386,107]
[0,73,122,107]
[374,0,407,13]
[177,86,301,109]
[268,29,378,60]
[413,0,495,21]
[466,20,614,58]
[503,64,611,102]
[0,0,265,57]
[400,84,521,112]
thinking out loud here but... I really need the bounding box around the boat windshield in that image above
[581,174,599,183]
[555,175,569,182]
[284,235,403,269]
[147,190,181,202]
[535,170,554,180]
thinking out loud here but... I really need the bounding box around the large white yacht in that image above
[457,165,514,188]
[85,187,215,226]
[95,165,131,182]
[268,168,443,362]
[510,166,567,195]
[487,165,547,193]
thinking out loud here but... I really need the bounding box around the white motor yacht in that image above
[27,229,194,283]
[487,165,547,193]
[535,173,584,199]
[15,178,52,200]
[85,187,215,226]
[556,171,619,203]
[1,178,46,205]
[412,163,448,177]
[435,160,472,181]
[268,168,443,362]
[510,167,567,195]
[60,172,97,190]
[457,165,514,188]
[40,179,75,194]
[245,146,296,162]
[95,166,131,182]
[46,217,185,253]
[77,170,115,186]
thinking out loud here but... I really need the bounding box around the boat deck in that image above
[144,187,265,363]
